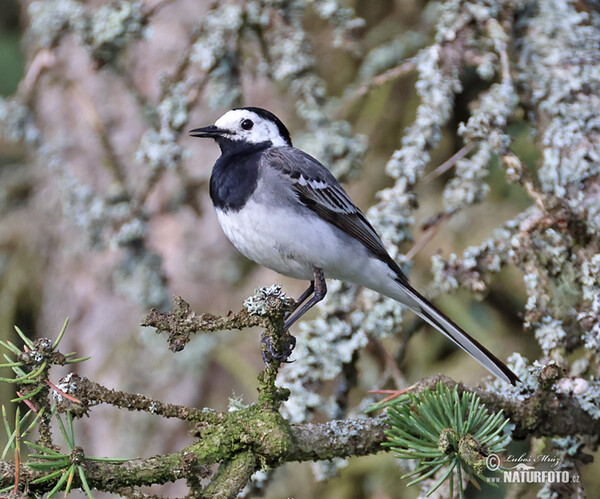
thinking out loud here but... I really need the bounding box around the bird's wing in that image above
[261,149,520,385]
[262,147,406,281]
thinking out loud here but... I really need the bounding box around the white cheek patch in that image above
[246,122,278,144]
[213,110,289,146]
[262,123,289,147]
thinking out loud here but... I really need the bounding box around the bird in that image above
[189,107,520,385]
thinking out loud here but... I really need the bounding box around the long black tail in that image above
[400,284,520,385]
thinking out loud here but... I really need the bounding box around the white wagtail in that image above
[190,107,519,385]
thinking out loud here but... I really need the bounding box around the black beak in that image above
[189,125,226,138]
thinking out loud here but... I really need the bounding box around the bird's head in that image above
[189,107,292,151]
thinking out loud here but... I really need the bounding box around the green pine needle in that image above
[382,382,511,498]
[1,407,42,459]
[27,459,71,471]
[66,356,91,364]
[56,413,75,450]
[30,469,66,485]
[24,440,65,456]
[0,361,23,368]
[64,464,76,496]
[11,384,45,402]
[21,361,47,380]
[13,326,34,349]
[78,465,94,498]
[0,340,22,355]
[46,468,70,499]
[52,318,70,351]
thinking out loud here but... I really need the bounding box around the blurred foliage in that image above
[0,0,598,496]
[0,0,23,97]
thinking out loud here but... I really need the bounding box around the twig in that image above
[45,380,81,404]
[17,49,56,101]
[502,152,547,211]
[370,337,406,389]
[54,374,225,424]
[142,0,178,18]
[353,60,417,99]
[142,296,264,352]
[201,451,257,498]
[423,142,477,182]
[70,82,128,187]
[404,212,452,261]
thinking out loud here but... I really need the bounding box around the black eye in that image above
[241,119,254,130]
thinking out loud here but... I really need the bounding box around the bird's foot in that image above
[261,332,296,366]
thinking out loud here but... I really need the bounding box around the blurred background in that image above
[0,0,593,497]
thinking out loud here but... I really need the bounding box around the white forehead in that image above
[214,109,288,146]
[214,109,256,129]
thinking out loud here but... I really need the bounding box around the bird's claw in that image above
[261,333,296,366]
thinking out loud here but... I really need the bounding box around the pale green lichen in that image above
[259,5,367,181]
[28,0,145,63]
[442,143,492,213]
[358,290,405,339]
[534,317,566,355]
[537,435,586,497]
[112,218,147,247]
[157,81,191,132]
[444,42,518,212]
[136,128,182,174]
[295,119,367,181]
[385,44,461,184]
[136,81,193,173]
[517,0,600,198]
[280,313,368,423]
[431,253,460,293]
[429,212,530,297]
[88,1,145,64]
[573,381,600,420]
[58,171,113,248]
[382,0,513,185]
[310,457,349,482]
[243,285,288,316]
[580,254,600,305]
[367,177,415,262]
[191,5,245,71]
[191,4,245,109]
[228,394,249,412]
[312,0,364,49]
[0,96,40,145]
[556,377,600,420]
[27,0,86,48]
[113,249,170,310]
[356,32,427,81]
[485,353,539,398]
[205,58,242,109]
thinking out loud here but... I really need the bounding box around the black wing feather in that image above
[263,147,407,283]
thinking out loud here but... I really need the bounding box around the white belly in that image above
[215,199,405,302]
[217,199,369,279]
[216,201,314,280]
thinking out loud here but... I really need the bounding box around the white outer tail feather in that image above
[401,285,520,385]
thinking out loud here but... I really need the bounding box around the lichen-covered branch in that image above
[2,0,600,496]
[55,373,226,423]
[142,295,264,352]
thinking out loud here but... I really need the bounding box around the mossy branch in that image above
[0,293,598,497]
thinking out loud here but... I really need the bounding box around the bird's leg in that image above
[286,281,315,317]
[284,268,327,331]
[261,268,327,366]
